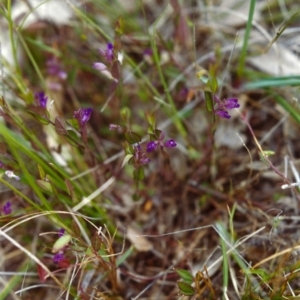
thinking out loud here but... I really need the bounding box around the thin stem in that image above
[238,0,256,77]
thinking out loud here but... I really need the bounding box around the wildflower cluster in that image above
[200,67,240,120]
[93,42,120,82]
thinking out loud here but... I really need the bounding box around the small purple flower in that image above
[73,108,92,127]
[164,139,177,148]
[134,145,150,165]
[46,58,67,80]
[53,250,64,264]
[109,124,124,132]
[146,132,177,152]
[5,170,20,181]
[224,98,240,109]
[3,201,11,215]
[93,62,107,71]
[214,96,240,119]
[58,228,65,237]
[99,43,114,62]
[35,92,48,108]
[143,49,153,56]
[0,161,4,168]
[215,109,231,119]
[146,141,158,153]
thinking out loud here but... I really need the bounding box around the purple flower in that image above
[146,141,158,152]
[215,109,231,119]
[35,92,48,108]
[214,96,240,119]
[224,98,240,109]
[164,139,177,148]
[109,124,124,132]
[99,43,114,62]
[5,170,20,181]
[58,228,65,237]
[3,201,11,215]
[46,58,67,80]
[146,132,177,152]
[93,62,107,71]
[53,250,64,264]
[143,49,153,56]
[134,145,150,165]
[73,108,92,127]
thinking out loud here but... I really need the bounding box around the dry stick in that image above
[252,244,300,269]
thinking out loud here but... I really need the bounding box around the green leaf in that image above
[145,111,156,131]
[175,269,194,283]
[65,130,80,146]
[121,154,133,168]
[244,76,300,89]
[52,234,72,253]
[177,281,195,296]
[204,91,214,112]
[35,179,53,192]
[208,76,218,94]
[258,152,270,167]
[26,106,50,125]
[116,245,134,266]
[120,107,131,125]
[55,117,67,136]
[262,150,275,157]
[248,268,271,281]
[115,16,124,35]
[125,132,141,144]
[25,37,61,55]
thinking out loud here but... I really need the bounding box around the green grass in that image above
[1,0,300,299]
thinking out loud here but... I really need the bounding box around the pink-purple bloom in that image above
[93,62,107,71]
[146,141,158,153]
[215,109,231,119]
[99,43,114,62]
[223,98,239,109]
[146,132,177,152]
[58,228,65,237]
[46,57,67,80]
[214,97,240,119]
[134,145,150,165]
[35,92,48,108]
[73,108,92,127]
[109,124,124,133]
[164,139,177,148]
[3,201,11,215]
[53,250,64,264]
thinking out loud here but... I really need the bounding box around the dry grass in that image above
[1,0,300,299]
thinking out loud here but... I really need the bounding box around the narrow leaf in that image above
[52,234,72,253]
[55,117,67,136]
[175,269,194,283]
[177,281,195,296]
[204,91,214,112]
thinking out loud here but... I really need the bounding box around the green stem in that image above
[238,0,256,77]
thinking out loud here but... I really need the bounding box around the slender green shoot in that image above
[238,0,256,77]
